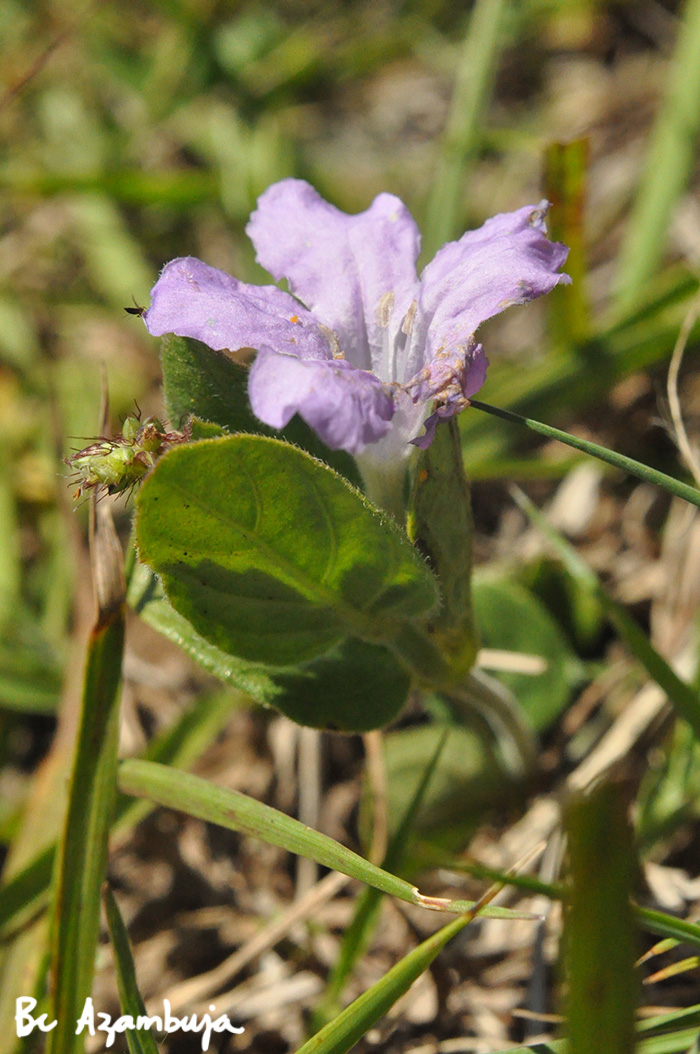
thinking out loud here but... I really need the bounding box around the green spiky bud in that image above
[65,414,190,501]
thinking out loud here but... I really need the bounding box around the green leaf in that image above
[117,759,530,920]
[160,333,361,484]
[381,724,517,854]
[128,558,282,696]
[518,555,605,654]
[408,418,479,677]
[129,562,412,732]
[160,334,252,433]
[473,576,583,731]
[269,636,411,732]
[103,887,160,1054]
[135,435,438,667]
[564,783,638,1054]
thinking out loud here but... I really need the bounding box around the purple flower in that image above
[144,179,569,469]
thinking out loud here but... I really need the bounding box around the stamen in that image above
[528,204,548,227]
[401,299,418,336]
[376,291,395,328]
[318,324,341,358]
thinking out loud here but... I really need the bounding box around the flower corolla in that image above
[144,179,569,469]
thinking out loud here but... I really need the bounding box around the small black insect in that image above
[124,297,146,318]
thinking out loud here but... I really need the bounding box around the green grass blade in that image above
[441,855,700,954]
[47,497,126,1054]
[103,886,160,1054]
[0,689,239,943]
[469,400,700,509]
[638,1006,700,1036]
[118,758,420,900]
[460,270,700,470]
[513,486,700,740]
[637,1028,700,1053]
[564,783,637,1054]
[423,0,508,257]
[0,449,20,620]
[614,0,700,314]
[490,1007,700,1052]
[293,909,478,1054]
[491,1031,700,1054]
[117,758,529,919]
[439,855,568,899]
[113,688,240,829]
[314,731,450,1027]
[69,195,154,308]
[0,169,219,207]
[0,846,53,939]
[634,906,700,952]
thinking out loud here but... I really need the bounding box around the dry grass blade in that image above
[477,649,549,676]
[296,726,321,897]
[666,289,700,488]
[160,870,349,1015]
[638,940,679,966]
[364,729,389,864]
[644,957,700,984]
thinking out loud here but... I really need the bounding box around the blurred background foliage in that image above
[2,0,700,914]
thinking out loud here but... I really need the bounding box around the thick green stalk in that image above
[565,784,638,1054]
[544,139,591,345]
[408,418,479,677]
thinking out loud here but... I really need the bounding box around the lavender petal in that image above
[405,203,570,379]
[144,256,332,361]
[248,349,395,455]
[246,179,421,373]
